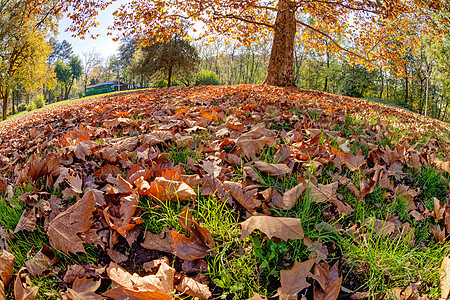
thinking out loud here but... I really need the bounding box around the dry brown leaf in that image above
[103,193,143,238]
[309,182,338,203]
[25,245,58,276]
[47,191,96,255]
[435,197,445,221]
[313,261,342,300]
[66,174,83,194]
[14,268,39,300]
[223,181,259,212]
[182,259,209,274]
[62,277,102,300]
[441,255,450,299]
[430,225,446,243]
[0,250,14,300]
[253,161,292,177]
[14,208,36,233]
[104,262,174,299]
[279,258,315,296]
[150,177,196,202]
[276,182,307,210]
[63,265,86,285]
[240,216,304,241]
[175,275,212,299]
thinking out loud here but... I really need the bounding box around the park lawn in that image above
[0,84,450,299]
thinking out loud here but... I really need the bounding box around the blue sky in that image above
[56,2,122,60]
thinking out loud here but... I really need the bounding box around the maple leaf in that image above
[47,191,96,255]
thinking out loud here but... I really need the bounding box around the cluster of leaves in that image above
[0,84,450,298]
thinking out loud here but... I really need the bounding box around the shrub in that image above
[152,79,168,88]
[195,70,220,86]
[26,102,35,112]
[17,103,26,113]
[34,95,45,109]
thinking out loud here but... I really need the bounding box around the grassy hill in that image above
[0,84,450,299]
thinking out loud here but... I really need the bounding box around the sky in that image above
[56,2,122,60]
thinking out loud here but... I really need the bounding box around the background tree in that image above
[0,0,59,120]
[82,49,102,94]
[55,56,83,100]
[131,34,199,88]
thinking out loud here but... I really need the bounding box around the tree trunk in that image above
[324,51,330,92]
[264,0,296,86]
[425,76,429,117]
[167,65,173,88]
[2,89,9,120]
[379,69,384,99]
[404,75,408,105]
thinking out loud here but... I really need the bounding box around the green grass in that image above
[339,226,449,298]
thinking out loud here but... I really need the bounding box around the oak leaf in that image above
[61,277,102,300]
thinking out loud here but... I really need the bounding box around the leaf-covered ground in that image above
[1,84,450,299]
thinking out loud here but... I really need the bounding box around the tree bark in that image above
[2,89,9,120]
[264,0,296,86]
[404,75,408,105]
[167,65,173,88]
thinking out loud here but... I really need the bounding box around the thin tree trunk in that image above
[167,65,173,88]
[379,69,384,99]
[2,89,9,120]
[264,0,296,86]
[324,51,330,92]
[404,75,408,105]
[425,76,429,117]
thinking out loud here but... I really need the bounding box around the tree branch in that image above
[297,19,374,61]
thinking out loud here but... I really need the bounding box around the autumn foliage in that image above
[62,0,450,86]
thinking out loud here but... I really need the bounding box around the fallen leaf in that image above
[62,277,102,300]
[279,258,315,296]
[25,245,58,276]
[309,182,338,203]
[0,250,14,300]
[66,174,83,194]
[441,255,450,300]
[103,262,174,299]
[14,268,39,300]
[175,275,212,299]
[276,182,307,210]
[430,225,446,243]
[253,161,292,177]
[313,261,342,300]
[223,181,259,212]
[149,177,196,201]
[14,208,36,233]
[240,216,304,241]
[47,191,96,254]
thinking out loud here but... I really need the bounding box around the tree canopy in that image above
[0,0,59,119]
[63,0,450,86]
